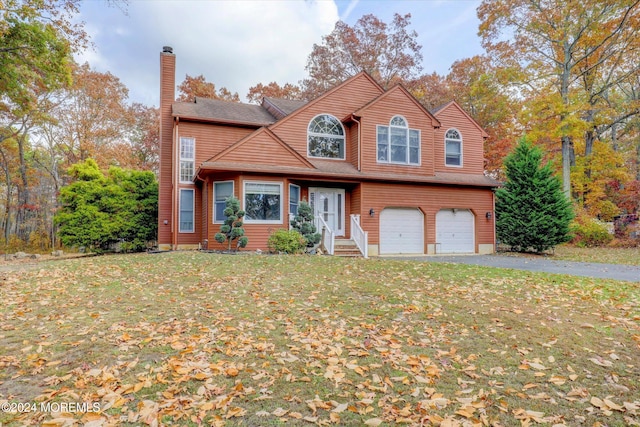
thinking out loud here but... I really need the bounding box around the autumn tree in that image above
[446,56,520,178]
[246,82,304,104]
[43,62,134,169]
[126,103,160,173]
[478,0,640,197]
[302,13,422,98]
[407,72,452,111]
[177,74,240,102]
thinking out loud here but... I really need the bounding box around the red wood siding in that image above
[177,122,254,166]
[434,104,485,174]
[360,182,494,250]
[215,130,311,168]
[269,74,383,167]
[358,89,437,177]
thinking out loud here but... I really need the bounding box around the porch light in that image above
[369,208,375,217]
[486,211,492,220]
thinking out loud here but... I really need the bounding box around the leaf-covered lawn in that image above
[499,245,640,266]
[1,252,639,426]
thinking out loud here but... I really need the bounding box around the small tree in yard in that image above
[214,196,248,251]
[290,200,321,249]
[496,139,574,253]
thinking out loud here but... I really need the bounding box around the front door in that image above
[310,188,345,236]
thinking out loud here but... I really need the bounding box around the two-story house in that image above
[158,46,498,256]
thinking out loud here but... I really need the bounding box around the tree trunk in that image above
[561,135,572,198]
[0,150,11,245]
[560,41,573,199]
[16,133,31,241]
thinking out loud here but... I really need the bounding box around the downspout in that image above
[172,117,179,250]
[351,114,362,171]
[492,188,496,252]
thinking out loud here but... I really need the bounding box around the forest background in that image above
[1,0,639,252]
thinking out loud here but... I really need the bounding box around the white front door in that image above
[310,188,345,236]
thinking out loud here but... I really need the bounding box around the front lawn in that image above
[1,252,639,426]
[498,244,640,266]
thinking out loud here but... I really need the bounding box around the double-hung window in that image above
[377,116,420,165]
[244,182,282,223]
[179,137,195,182]
[445,129,462,166]
[214,181,234,223]
[179,188,194,233]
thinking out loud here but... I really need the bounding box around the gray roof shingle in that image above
[172,97,276,126]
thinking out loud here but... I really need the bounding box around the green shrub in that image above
[290,200,321,248]
[570,216,613,247]
[214,196,248,252]
[267,229,305,254]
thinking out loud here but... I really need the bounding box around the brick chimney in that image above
[158,46,175,250]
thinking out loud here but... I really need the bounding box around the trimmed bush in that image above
[214,196,248,251]
[570,216,613,247]
[267,229,305,254]
[290,200,321,248]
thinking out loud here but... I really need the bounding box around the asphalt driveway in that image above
[387,254,640,283]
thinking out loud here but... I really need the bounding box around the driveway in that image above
[387,254,640,283]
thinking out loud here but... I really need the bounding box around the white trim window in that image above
[179,188,195,233]
[179,137,195,183]
[377,115,420,165]
[445,128,463,167]
[289,184,300,216]
[244,181,283,223]
[213,181,234,223]
[307,114,345,159]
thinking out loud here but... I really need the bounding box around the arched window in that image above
[307,114,345,159]
[445,128,462,166]
[377,115,420,165]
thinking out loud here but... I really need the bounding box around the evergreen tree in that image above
[496,139,574,253]
[55,159,158,252]
[214,196,248,251]
[290,200,321,248]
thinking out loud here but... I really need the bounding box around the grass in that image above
[499,244,640,266]
[0,252,639,426]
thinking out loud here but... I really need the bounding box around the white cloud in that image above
[76,0,339,106]
[74,0,485,106]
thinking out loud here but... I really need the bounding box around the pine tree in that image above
[496,139,574,253]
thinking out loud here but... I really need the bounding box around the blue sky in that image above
[76,0,484,107]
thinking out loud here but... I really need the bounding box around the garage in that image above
[436,209,475,253]
[380,208,424,254]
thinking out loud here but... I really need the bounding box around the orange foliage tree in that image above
[177,74,239,103]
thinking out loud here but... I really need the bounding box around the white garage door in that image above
[380,208,424,254]
[436,209,475,253]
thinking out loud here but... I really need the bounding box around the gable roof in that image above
[262,97,307,120]
[207,127,315,168]
[268,71,385,131]
[353,84,441,127]
[172,97,276,126]
[432,101,489,138]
